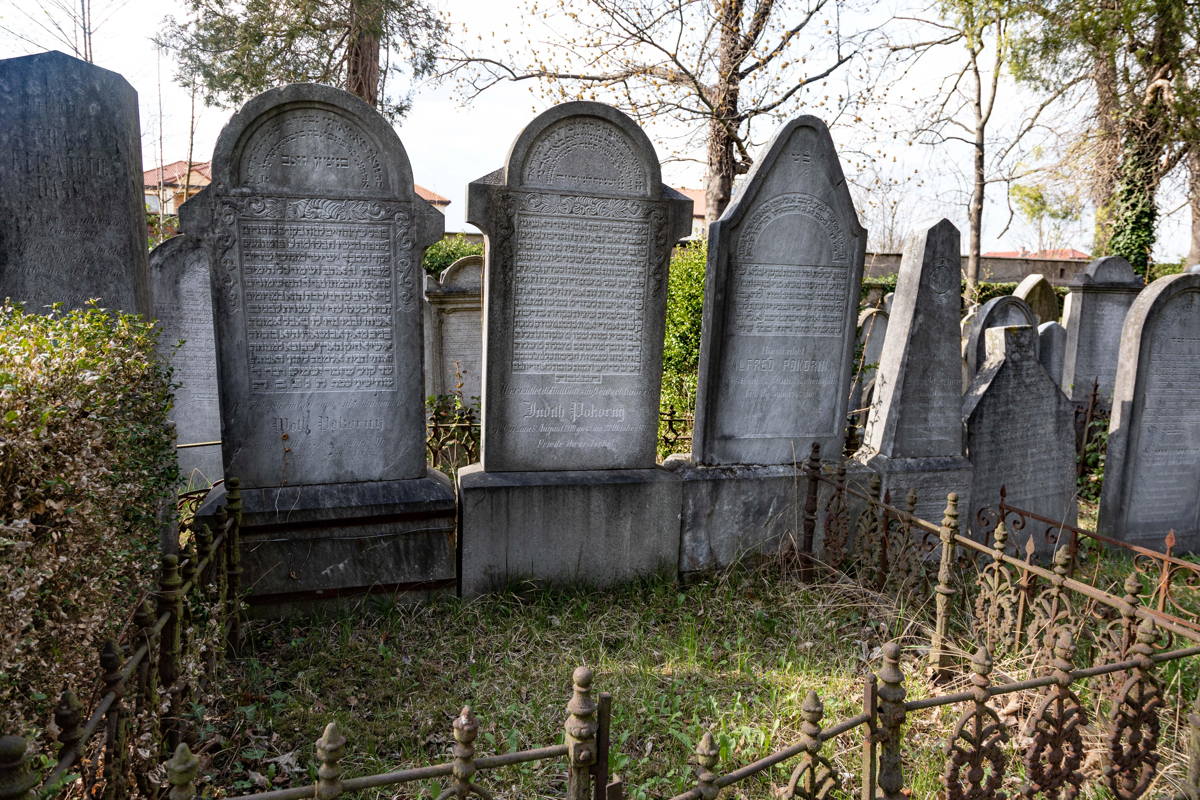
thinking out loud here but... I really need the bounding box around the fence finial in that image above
[316,721,346,800]
[165,742,200,800]
[0,736,35,800]
[876,642,906,800]
[566,666,597,767]
[450,707,480,800]
[54,688,83,758]
[694,731,719,800]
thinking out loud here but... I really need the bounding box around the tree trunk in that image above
[346,0,383,108]
[1090,53,1121,254]
[1188,148,1200,266]
[703,0,743,229]
[965,43,985,302]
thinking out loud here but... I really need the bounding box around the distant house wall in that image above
[864,253,1091,285]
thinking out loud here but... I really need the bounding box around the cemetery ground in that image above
[193,550,1198,800]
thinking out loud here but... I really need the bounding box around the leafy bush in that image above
[0,302,177,743]
[661,240,706,417]
[422,234,483,278]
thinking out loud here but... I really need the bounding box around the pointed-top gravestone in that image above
[964,325,1076,550]
[855,219,971,523]
[1061,255,1143,404]
[693,115,865,464]
[963,295,1038,381]
[1100,272,1200,550]
[1014,273,1059,323]
[188,84,455,606]
[0,51,149,314]
[467,101,692,471]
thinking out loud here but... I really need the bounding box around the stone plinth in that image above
[0,51,149,314]
[1100,272,1200,551]
[457,465,681,596]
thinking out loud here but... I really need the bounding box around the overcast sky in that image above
[1,0,1192,259]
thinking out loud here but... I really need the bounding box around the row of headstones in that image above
[3,51,1196,606]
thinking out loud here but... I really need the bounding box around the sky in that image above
[0,0,1192,260]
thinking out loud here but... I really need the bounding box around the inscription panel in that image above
[521,118,647,195]
[441,308,482,401]
[1126,292,1200,538]
[238,216,397,393]
[239,108,386,192]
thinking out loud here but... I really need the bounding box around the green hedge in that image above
[422,234,484,278]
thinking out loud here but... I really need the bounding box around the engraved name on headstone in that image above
[1100,272,1200,550]
[0,51,149,313]
[424,254,483,402]
[468,102,692,471]
[1060,255,1143,404]
[693,116,865,464]
[963,295,1038,384]
[964,325,1076,549]
[150,234,221,483]
[1014,273,1059,324]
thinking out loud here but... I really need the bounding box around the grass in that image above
[189,552,1199,800]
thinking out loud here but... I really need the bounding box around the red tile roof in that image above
[982,248,1090,260]
[144,160,212,188]
[415,184,450,206]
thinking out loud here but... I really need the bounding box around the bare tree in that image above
[442,0,876,226]
[0,0,131,62]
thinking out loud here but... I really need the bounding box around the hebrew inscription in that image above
[240,108,385,191]
[522,119,647,195]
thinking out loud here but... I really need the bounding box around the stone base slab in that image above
[853,452,973,536]
[197,469,456,609]
[665,458,809,574]
[457,464,681,597]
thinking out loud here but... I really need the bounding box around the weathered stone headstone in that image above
[150,233,222,484]
[854,219,972,525]
[423,254,483,403]
[884,292,895,314]
[1014,273,1059,323]
[1038,320,1066,387]
[673,115,865,572]
[460,102,692,594]
[190,84,454,607]
[1100,272,1200,550]
[1060,256,1143,404]
[0,51,149,314]
[964,325,1077,550]
[856,306,889,400]
[963,295,1038,383]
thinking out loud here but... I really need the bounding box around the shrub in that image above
[0,302,177,743]
[422,234,484,278]
[661,240,706,416]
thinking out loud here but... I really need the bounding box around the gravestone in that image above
[1014,273,1059,323]
[1060,256,1143,405]
[964,325,1076,551]
[0,51,149,314]
[1100,272,1200,550]
[854,306,889,408]
[424,254,483,403]
[673,115,866,573]
[963,295,1038,384]
[854,219,972,526]
[884,292,895,314]
[150,233,222,485]
[1038,320,1066,387]
[460,102,692,594]
[190,84,454,608]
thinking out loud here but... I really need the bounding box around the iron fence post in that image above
[860,675,878,800]
[566,667,598,800]
[164,743,199,800]
[225,478,244,648]
[0,737,34,800]
[315,722,346,800]
[1184,686,1200,799]
[876,643,906,800]
[801,443,820,582]
[930,492,959,680]
[54,689,82,768]
[100,639,128,800]
[693,732,719,800]
[592,693,613,800]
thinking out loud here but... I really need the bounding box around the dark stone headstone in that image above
[0,51,149,314]
[963,295,1038,384]
[1037,321,1066,388]
[423,255,482,403]
[1100,272,1200,551]
[189,84,453,607]
[1061,256,1143,405]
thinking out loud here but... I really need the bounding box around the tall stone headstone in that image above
[423,254,483,403]
[1100,272,1200,550]
[460,102,692,594]
[0,51,149,314]
[1037,320,1066,387]
[851,306,889,414]
[150,233,222,485]
[964,326,1077,551]
[190,84,454,608]
[672,115,866,573]
[963,295,1038,384]
[1060,256,1143,404]
[1014,273,1059,323]
[854,219,972,525]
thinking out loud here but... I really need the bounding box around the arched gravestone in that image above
[854,219,972,527]
[1038,320,1067,387]
[189,84,453,608]
[1014,273,1059,324]
[672,116,865,574]
[150,233,222,485]
[963,295,1038,383]
[460,102,693,596]
[1100,272,1200,551]
[0,51,149,314]
[693,115,866,464]
[1061,256,1143,405]
[423,254,483,403]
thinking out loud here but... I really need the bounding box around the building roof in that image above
[981,247,1091,260]
[144,160,212,189]
[415,184,450,206]
[675,187,706,220]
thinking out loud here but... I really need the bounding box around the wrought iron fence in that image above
[426,396,481,475]
[658,406,694,458]
[0,481,245,800]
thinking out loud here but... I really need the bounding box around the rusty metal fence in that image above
[0,482,245,800]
